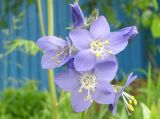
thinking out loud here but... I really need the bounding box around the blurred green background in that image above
[0,0,160,119]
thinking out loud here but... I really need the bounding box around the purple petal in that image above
[118,26,138,38]
[110,88,124,115]
[90,16,110,39]
[125,73,137,88]
[74,49,96,71]
[37,36,66,52]
[70,3,86,28]
[55,69,81,92]
[93,83,115,104]
[41,50,71,69]
[106,26,138,54]
[67,58,75,69]
[69,29,93,50]
[66,37,72,56]
[96,52,115,64]
[95,55,118,83]
[71,89,92,112]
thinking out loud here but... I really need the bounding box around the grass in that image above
[0,65,160,119]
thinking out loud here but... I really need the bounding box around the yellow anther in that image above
[92,42,96,45]
[98,42,102,47]
[108,50,113,54]
[129,100,132,104]
[130,96,135,100]
[56,60,61,63]
[56,53,61,56]
[105,40,109,45]
[95,53,101,57]
[52,57,55,60]
[127,104,134,112]
[133,99,137,105]
[86,96,93,102]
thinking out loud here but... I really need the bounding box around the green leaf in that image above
[86,8,99,26]
[141,103,150,119]
[120,108,128,119]
[4,38,40,56]
[142,10,152,27]
[152,0,159,11]
[150,104,159,119]
[151,17,160,38]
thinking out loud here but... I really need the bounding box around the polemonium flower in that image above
[109,73,137,115]
[55,60,118,112]
[67,58,75,69]
[69,16,138,71]
[70,3,86,28]
[37,36,72,69]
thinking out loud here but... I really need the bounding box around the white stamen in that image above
[52,46,69,66]
[79,73,97,102]
[122,92,137,113]
[90,39,113,57]
[122,94,131,115]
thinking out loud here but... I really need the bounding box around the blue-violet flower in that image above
[70,3,86,28]
[109,73,137,115]
[55,60,118,112]
[37,36,72,69]
[69,16,138,71]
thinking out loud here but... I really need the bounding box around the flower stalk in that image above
[47,0,59,119]
[81,111,85,119]
[36,0,45,36]
[36,0,59,118]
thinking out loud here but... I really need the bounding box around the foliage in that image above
[0,81,52,119]
[0,0,39,59]
[0,66,160,119]
[0,0,35,29]
[4,38,40,56]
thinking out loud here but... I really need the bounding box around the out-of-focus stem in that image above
[75,0,79,3]
[47,0,59,119]
[36,0,45,36]
[81,111,85,119]
[36,0,59,119]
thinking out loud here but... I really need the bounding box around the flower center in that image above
[122,92,137,114]
[52,46,69,66]
[79,73,97,102]
[90,40,104,57]
[90,39,113,57]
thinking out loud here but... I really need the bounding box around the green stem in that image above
[147,63,152,107]
[47,0,54,35]
[47,0,59,119]
[36,0,59,119]
[84,104,93,119]
[75,0,79,3]
[81,111,85,119]
[36,0,46,36]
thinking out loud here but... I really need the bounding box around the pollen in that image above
[131,96,135,100]
[96,53,101,57]
[90,40,104,57]
[122,92,137,113]
[108,50,113,54]
[79,73,97,102]
[98,42,103,47]
[56,60,61,63]
[133,99,137,105]
[127,104,134,112]
[129,100,132,104]
[104,40,109,45]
